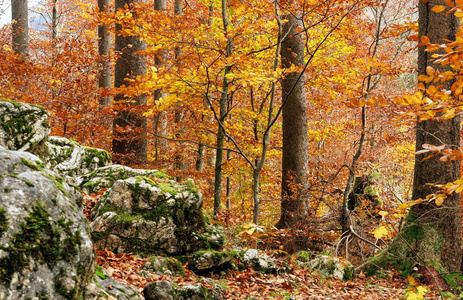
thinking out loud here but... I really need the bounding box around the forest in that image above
[2,0,463,298]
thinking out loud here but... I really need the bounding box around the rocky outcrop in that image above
[89,169,224,255]
[0,99,50,157]
[0,146,92,299]
[45,136,111,177]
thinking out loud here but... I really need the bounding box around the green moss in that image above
[95,265,107,280]
[153,170,170,179]
[82,146,111,166]
[0,202,82,284]
[21,157,42,171]
[0,208,8,237]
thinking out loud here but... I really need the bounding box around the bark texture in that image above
[11,0,29,57]
[365,0,461,278]
[112,0,147,165]
[276,4,309,229]
[98,0,111,105]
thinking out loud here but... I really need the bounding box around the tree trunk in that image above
[112,0,147,166]
[213,0,232,217]
[153,0,167,167]
[98,0,111,105]
[364,0,461,278]
[174,0,185,180]
[276,1,309,229]
[11,0,29,57]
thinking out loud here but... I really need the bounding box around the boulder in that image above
[140,256,186,277]
[242,249,277,273]
[44,136,111,177]
[89,170,224,255]
[0,146,93,299]
[0,146,142,299]
[0,99,50,157]
[189,250,237,273]
[144,280,174,300]
[308,254,355,280]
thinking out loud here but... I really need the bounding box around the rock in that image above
[308,255,355,280]
[189,250,236,272]
[77,164,170,193]
[242,249,277,273]
[144,280,174,300]
[44,136,111,177]
[175,283,223,300]
[140,256,185,277]
[0,146,142,299]
[85,266,143,300]
[0,146,94,299]
[90,173,224,255]
[0,99,50,157]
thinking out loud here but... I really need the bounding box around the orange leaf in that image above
[431,5,447,13]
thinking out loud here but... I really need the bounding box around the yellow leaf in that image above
[435,196,444,206]
[378,211,388,216]
[371,226,388,239]
[431,5,447,13]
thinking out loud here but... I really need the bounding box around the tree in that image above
[276,0,309,229]
[112,0,147,165]
[98,0,111,105]
[365,0,462,277]
[11,0,29,57]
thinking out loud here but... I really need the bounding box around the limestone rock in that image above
[189,250,236,272]
[308,255,355,280]
[85,266,143,300]
[45,136,111,177]
[77,164,169,193]
[140,256,185,277]
[144,280,174,300]
[90,172,223,255]
[0,99,50,157]
[242,249,277,273]
[175,283,223,300]
[0,147,94,299]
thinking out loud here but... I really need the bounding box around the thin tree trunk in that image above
[213,0,232,216]
[98,0,111,105]
[153,0,167,166]
[112,0,147,166]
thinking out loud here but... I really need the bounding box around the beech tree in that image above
[11,0,29,56]
[112,0,147,165]
[275,0,309,229]
[366,0,462,276]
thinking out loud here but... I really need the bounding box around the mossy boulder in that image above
[0,99,50,158]
[44,136,111,177]
[308,254,355,280]
[140,256,186,277]
[189,250,237,273]
[0,146,93,299]
[89,170,224,255]
[86,266,142,299]
[0,146,142,299]
[241,249,278,273]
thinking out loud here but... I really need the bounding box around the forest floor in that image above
[96,247,444,299]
